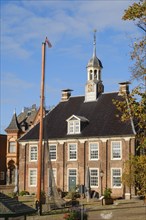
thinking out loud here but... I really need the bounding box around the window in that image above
[30,146,37,161]
[112,168,122,188]
[90,169,98,187]
[89,143,99,160]
[0,172,5,180]
[49,145,57,160]
[29,169,37,186]
[9,142,16,153]
[68,120,80,134]
[68,144,77,160]
[111,141,122,160]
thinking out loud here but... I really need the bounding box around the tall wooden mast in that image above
[37,41,46,215]
[37,37,52,215]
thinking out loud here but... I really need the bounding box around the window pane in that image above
[112,169,121,187]
[75,121,80,133]
[69,144,77,160]
[9,142,16,153]
[112,142,121,159]
[69,169,76,176]
[49,145,56,160]
[29,169,37,186]
[30,146,37,161]
[90,169,98,186]
[90,143,98,159]
[69,121,74,133]
[68,120,80,134]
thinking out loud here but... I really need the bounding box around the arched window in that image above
[89,70,92,80]
[94,70,97,79]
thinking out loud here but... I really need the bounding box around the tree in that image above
[113,88,146,149]
[114,0,146,149]
[114,0,146,196]
[123,0,146,83]
[122,155,146,196]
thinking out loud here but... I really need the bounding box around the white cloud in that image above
[1,72,35,89]
[1,0,139,58]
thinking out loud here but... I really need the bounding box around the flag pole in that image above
[37,41,46,215]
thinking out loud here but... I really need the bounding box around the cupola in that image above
[85,30,104,102]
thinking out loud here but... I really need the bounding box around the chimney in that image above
[61,89,73,102]
[118,82,130,96]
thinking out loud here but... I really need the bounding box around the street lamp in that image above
[100,170,104,196]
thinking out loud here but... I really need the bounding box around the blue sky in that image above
[0,0,141,134]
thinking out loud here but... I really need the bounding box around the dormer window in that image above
[67,115,89,135]
[67,117,80,134]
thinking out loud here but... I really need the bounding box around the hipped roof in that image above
[19,92,135,141]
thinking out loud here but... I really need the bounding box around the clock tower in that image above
[85,30,104,102]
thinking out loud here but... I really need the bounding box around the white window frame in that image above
[9,141,16,153]
[29,168,37,187]
[49,144,57,161]
[68,143,77,161]
[111,168,122,188]
[29,145,38,162]
[90,168,99,187]
[89,143,99,160]
[111,141,122,160]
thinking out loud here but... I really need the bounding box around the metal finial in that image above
[93,29,97,45]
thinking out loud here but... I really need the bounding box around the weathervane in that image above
[93,29,97,56]
[93,29,97,45]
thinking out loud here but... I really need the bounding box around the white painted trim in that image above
[19,136,135,145]
[66,115,81,122]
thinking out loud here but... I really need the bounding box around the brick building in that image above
[5,105,48,188]
[0,134,7,185]
[19,35,136,199]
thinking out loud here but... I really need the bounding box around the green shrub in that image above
[103,188,112,199]
[19,190,30,196]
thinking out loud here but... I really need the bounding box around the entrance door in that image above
[68,169,76,191]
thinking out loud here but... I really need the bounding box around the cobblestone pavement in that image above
[27,199,146,220]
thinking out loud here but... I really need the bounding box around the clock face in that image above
[88,84,93,92]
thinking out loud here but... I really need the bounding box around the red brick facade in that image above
[19,136,135,198]
[0,134,7,185]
